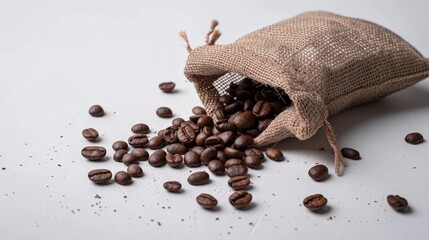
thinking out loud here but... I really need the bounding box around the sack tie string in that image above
[323,120,346,176]
[179,20,221,53]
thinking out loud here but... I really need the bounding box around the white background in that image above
[1,0,428,239]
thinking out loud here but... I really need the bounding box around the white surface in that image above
[1,0,429,239]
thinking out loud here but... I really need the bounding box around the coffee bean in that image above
[88,169,112,184]
[197,115,214,128]
[147,136,165,150]
[128,134,148,148]
[219,94,234,105]
[200,147,217,165]
[127,164,143,177]
[189,115,200,123]
[216,121,237,133]
[113,149,128,162]
[172,118,185,127]
[192,106,207,115]
[208,160,225,175]
[112,140,128,151]
[253,100,272,119]
[228,176,250,190]
[229,191,252,209]
[224,147,245,159]
[82,128,99,141]
[88,104,104,117]
[131,123,150,134]
[114,171,132,185]
[224,158,244,168]
[303,194,327,211]
[187,171,210,185]
[163,181,182,192]
[243,128,259,138]
[405,132,424,144]
[196,193,218,209]
[166,153,183,168]
[148,149,167,167]
[244,155,262,169]
[195,132,209,146]
[224,102,243,115]
[166,143,188,155]
[156,107,173,118]
[131,148,149,161]
[308,165,329,181]
[228,111,242,124]
[226,165,248,177]
[184,151,201,167]
[243,100,255,111]
[205,136,224,150]
[122,153,139,166]
[233,111,258,130]
[217,131,235,145]
[265,148,284,161]
[81,146,106,161]
[159,81,176,93]
[217,151,227,162]
[232,135,254,150]
[201,126,213,136]
[214,109,227,120]
[387,195,408,211]
[341,147,360,160]
[245,148,264,159]
[162,127,178,144]
[177,125,196,145]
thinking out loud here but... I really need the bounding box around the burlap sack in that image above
[181,11,429,174]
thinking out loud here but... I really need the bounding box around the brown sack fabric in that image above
[181,11,429,175]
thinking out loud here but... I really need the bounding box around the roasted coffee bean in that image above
[195,132,209,146]
[131,148,149,161]
[303,194,327,211]
[148,149,167,167]
[308,165,329,181]
[88,104,104,117]
[166,153,183,168]
[122,153,139,166]
[201,126,213,136]
[405,132,424,144]
[189,115,200,123]
[235,89,252,100]
[172,118,185,127]
[243,100,255,111]
[191,146,205,155]
[212,126,221,136]
[265,148,284,161]
[184,151,201,167]
[228,176,250,190]
[177,125,196,145]
[224,158,244,168]
[196,193,218,209]
[341,147,361,160]
[166,143,188,155]
[226,165,248,177]
[128,134,148,148]
[208,160,225,175]
[269,101,284,115]
[245,148,264,159]
[163,181,182,192]
[197,115,214,128]
[159,81,176,93]
[219,94,234,105]
[162,127,178,144]
[217,151,227,162]
[147,136,165,150]
[127,164,143,177]
[260,88,277,101]
[187,171,210,185]
[156,107,173,118]
[112,140,128,151]
[238,78,253,90]
[82,128,99,141]
[243,128,259,137]
[200,147,217,165]
[253,100,272,119]
[114,171,132,185]
[387,195,408,211]
[131,123,150,134]
[229,191,252,209]
[233,111,258,130]
[232,135,254,150]
[228,111,242,124]
[244,155,262,169]
[113,149,128,162]
[192,106,207,115]
[217,131,235,145]
[205,136,224,150]
[224,102,244,115]
[258,118,273,132]
[183,120,200,133]
[216,121,238,133]
[224,147,244,159]
[81,146,106,161]
[214,109,227,120]
[88,169,112,184]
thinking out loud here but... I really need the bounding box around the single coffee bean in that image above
[224,147,245,159]
[131,123,150,134]
[214,109,228,120]
[114,171,132,185]
[166,153,183,168]
[253,100,272,119]
[217,131,235,145]
[187,171,210,185]
[226,165,248,177]
[232,135,254,150]
[166,143,188,155]
[163,181,182,192]
[122,153,139,166]
[131,148,149,161]
[217,150,227,162]
[156,107,173,118]
[172,118,185,127]
[303,194,328,211]
[88,104,104,117]
[113,149,128,162]
[197,115,214,128]
[233,111,258,130]
[112,140,128,151]
[387,195,408,211]
[88,169,112,184]
[224,102,243,115]
[147,136,165,150]
[405,132,424,144]
[127,164,143,177]
[228,176,250,190]
[216,121,238,133]
[148,149,167,167]
[265,148,284,161]
[201,126,213,136]
[195,132,209,146]
[244,155,262,169]
[196,193,218,209]
[224,158,244,168]
[81,146,106,161]
[128,134,148,148]
[191,146,205,155]
[82,128,99,141]
[243,99,255,111]
[245,148,264,159]
[192,106,207,115]
[189,115,200,123]
[341,147,361,160]
[229,191,252,209]
[162,127,178,144]
[205,136,224,150]
[228,111,242,124]
[219,94,234,105]
[243,128,259,138]
[200,147,217,165]
[238,78,253,89]
[177,125,196,145]
[208,160,225,175]
[159,81,176,93]
[184,151,201,167]
[308,165,329,181]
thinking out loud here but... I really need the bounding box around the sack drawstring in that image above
[179,20,221,53]
[322,120,346,176]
